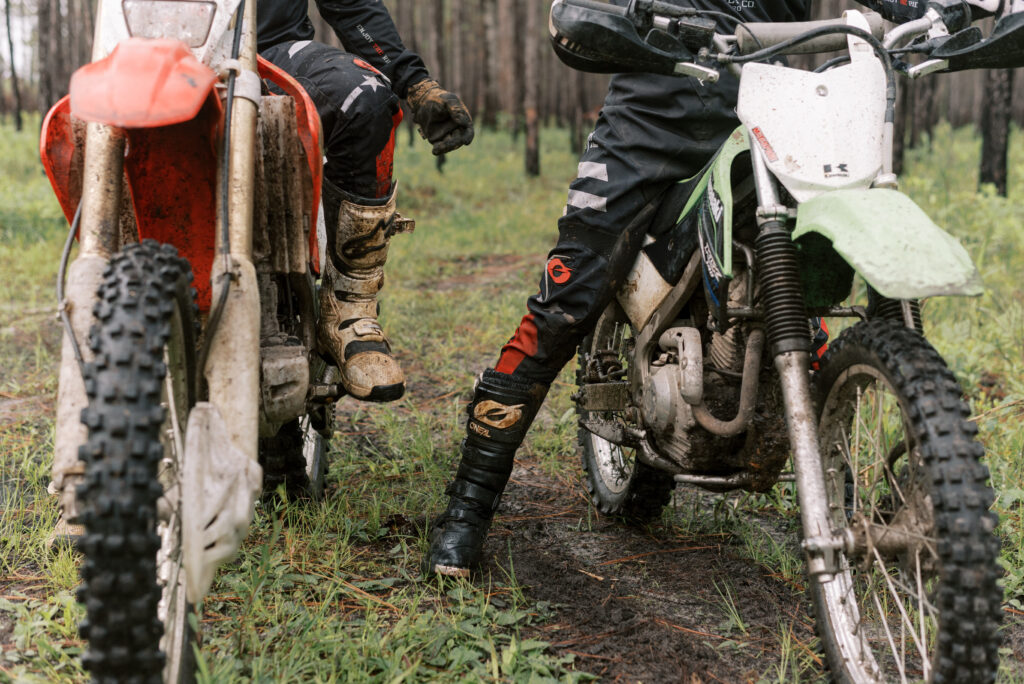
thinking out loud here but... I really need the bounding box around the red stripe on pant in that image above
[495,313,539,375]
[374,109,404,198]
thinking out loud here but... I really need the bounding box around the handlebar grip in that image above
[557,0,629,19]
[735,12,885,55]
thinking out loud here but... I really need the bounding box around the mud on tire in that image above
[76,240,199,683]
[576,304,674,521]
[812,319,1002,683]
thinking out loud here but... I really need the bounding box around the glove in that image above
[407,79,475,155]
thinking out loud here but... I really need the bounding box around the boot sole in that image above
[349,382,405,403]
[431,563,471,578]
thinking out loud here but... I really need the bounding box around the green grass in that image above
[1,118,1023,681]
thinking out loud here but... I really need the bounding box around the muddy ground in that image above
[468,453,1024,682]
[492,460,806,682]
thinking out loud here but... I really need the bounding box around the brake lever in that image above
[673,61,720,81]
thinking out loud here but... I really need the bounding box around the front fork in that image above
[750,145,843,581]
[52,123,127,517]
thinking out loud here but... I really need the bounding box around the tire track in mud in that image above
[481,459,816,682]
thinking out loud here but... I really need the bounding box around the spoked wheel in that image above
[576,302,674,520]
[258,351,334,501]
[813,319,1001,683]
[77,240,199,683]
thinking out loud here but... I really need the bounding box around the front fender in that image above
[793,189,983,299]
[70,38,218,128]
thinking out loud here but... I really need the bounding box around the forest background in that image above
[0,0,1021,191]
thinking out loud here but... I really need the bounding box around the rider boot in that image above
[318,178,410,401]
[425,369,549,576]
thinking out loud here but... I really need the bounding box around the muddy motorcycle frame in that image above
[554,0,1010,681]
[40,0,342,679]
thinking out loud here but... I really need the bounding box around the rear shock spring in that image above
[755,221,810,356]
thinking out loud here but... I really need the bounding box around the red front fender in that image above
[70,38,218,128]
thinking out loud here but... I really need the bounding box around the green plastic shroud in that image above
[793,188,983,301]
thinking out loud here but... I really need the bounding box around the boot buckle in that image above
[351,318,384,338]
[388,214,415,237]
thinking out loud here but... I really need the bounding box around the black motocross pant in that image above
[261,39,402,199]
[495,72,743,384]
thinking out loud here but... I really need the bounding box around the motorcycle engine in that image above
[640,268,789,485]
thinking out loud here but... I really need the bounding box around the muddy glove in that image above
[407,78,475,155]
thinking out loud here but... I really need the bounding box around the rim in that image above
[156,306,190,683]
[587,432,634,494]
[817,363,939,683]
[584,313,636,495]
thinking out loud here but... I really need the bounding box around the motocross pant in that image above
[261,39,402,200]
[496,71,744,385]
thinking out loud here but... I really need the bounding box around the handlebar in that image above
[735,12,885,55]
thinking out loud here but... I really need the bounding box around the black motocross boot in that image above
[424,369,548,577]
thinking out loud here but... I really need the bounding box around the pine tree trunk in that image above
[5,0,22,130]
[497,0,517,135]
[482,0,500,127]
[523,0,539,175]
[893,79,909,176]
[979,68,1014,196]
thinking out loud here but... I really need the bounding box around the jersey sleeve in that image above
[851,0,928,24]
[312,0,431,98]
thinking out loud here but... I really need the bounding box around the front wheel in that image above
[76,241,199,682]
[813,319,1002,683]
[576,303,674,520]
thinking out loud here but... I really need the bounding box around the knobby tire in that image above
[76,240,199,683]
[813,319,1001,683]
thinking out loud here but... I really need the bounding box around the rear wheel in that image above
[576,303,674,520]
[813,319,1001,683]
[259,412,329,500]
[76,240,199,682]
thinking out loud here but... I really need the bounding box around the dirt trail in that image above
[477,459,814,682]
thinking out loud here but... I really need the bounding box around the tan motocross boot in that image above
[318,180,411,402]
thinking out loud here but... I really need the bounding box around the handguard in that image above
[931,11,1024,69]
[549,0,714,75]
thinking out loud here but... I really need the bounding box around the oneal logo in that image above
[473,400,524,430]
[469,422,491,438]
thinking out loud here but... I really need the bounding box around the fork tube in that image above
[78,123,126,259]
[224,0,259,258]
[751,143,838,581]
[207,0,261,461]
[53,122,126,514]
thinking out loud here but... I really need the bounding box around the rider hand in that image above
[407,79,475,155]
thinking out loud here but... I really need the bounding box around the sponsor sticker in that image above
[473,400,524,430]
[750,127,779,163]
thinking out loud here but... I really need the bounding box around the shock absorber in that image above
[868,288,923,331]
[755,220,809,357]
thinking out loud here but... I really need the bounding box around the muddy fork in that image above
[52,122,127,524]
[749,143,845,582]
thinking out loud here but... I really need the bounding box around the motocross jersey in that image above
[256,0,429,98]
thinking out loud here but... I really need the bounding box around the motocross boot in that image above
[319,179,410,401]
[425,369,549,577]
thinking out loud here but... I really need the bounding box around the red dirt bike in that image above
[40,0,357,679]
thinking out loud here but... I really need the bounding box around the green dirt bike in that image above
[551,0,1011,680]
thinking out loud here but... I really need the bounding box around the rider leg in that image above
[262,40,407,400]
[425,74,743,575]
